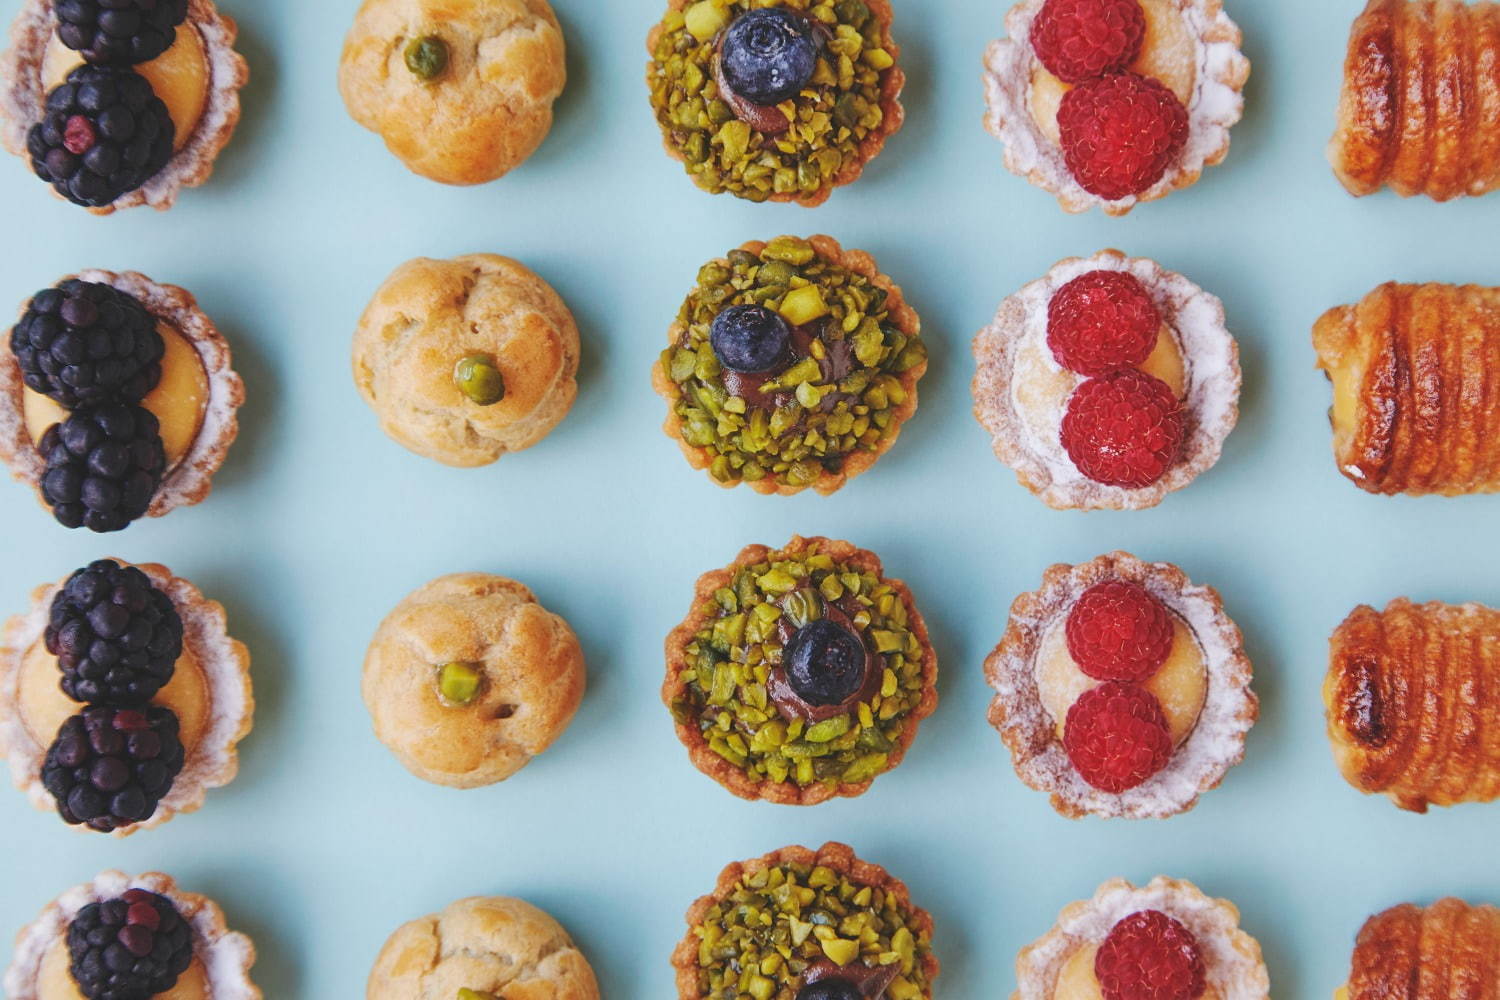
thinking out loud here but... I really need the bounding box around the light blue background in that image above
[1,0,1498,996]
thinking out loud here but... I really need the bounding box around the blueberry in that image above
[784,619,867,707]
[797,981,862,1000]
[710,304,791,373]
[719,9,822,107]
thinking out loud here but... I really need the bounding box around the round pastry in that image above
[664,536,937,805]
[673,842,939,1000]
[352,254,581,468]
[339,0,566,185]
[973,249,1240,511]
[363,572,585,789]
[368,895,599,1000]
[0,559,253,836]
[985,551,1256,819]
[1,269,245,533]
[654,235,926,496]
[983,0,1249,215]
[647,0,905,206]
[1014,876,1269,1000]
[0,0,247,213]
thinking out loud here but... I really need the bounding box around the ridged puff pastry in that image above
[1339,899,1500,1000]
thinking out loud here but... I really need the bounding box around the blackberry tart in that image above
[0,0,247,213]
[3,870,260,1000]
[0,560,252,835]
[664,536,937,804]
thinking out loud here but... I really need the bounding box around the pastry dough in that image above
[1341,899,1500,1000]
[1313,282,1500,497]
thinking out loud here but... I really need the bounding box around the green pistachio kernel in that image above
[457,991,496,1000]
[438,662,483,706]
[405,35,450,81]
[454,354,506,406]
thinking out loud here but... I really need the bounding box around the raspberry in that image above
[1063,682,1173,792]
[1047,270,1162,376]
[1030,0,1146,84]
[1057,73,1189,201]
[1066,580,1175,682]
[1060,368,1184,489]
[1095,910,1207,1000]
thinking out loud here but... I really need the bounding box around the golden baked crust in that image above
[1313,282,1500,496]
[368,895,598,1000]
[340,0,566,185]
[352,254,581,468]
[671,842,940,1000]
[662,536,938,806]
[1326,598,1500,812]
[1330,0,1500,201]
[1345,899,1500,1000]
[652,235,924,497]
[362,572,585,789]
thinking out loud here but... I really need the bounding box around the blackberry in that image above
[26,64,174,208]
[56,0,190,66]
[67,888,194,1000]
[41,705,185,832]
[47,560,183,706]
[10,280,163,408]
[38,402,166,533]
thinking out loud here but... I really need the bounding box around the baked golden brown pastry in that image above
[1326,598,1500,813]
[1338,899,1500,1000]
[1329,0,1500,201]
[1314,282,1500,497]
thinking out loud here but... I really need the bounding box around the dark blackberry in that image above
[10,280,163,408]
[47,560,183,706]
[56,0,190,66]
[67,888,194,1000]
[41,705,185,832]
[38,402,165,533]
[26,64,174,208]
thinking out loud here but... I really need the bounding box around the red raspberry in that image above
[1029,0,1147,84]
[1060,368,1184,489]
[1057,73,1189,201]
[1047,270,1162,376]
[1095,910,1207,1000]
[1066,580,1175,682]
[1063,682,1173,792]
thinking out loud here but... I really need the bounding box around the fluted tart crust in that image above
[1342,899,1500,1000]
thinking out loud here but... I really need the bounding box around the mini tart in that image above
[0,562,252,836]
[984,552,1256,819]
[0,269,244,521]
[653,235,926,496]
[982,0,1249,215]
[673,842,939,1000]
[0,0,249,214]
[973,250,1240,511]
[1014,876,1269,1000]
[3,870,260,1000]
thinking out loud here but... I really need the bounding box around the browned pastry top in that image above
[1347,899,1500,999]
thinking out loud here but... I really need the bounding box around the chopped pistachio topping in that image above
[456,991,496,1000]
[438,662,483,705]
[454,353,506,406]
[405,35,450,81]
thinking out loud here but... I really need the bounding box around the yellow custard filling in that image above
[37,934,209,1000]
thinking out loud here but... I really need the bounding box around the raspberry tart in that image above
[1014,876,1269,1000]
[985,552,1256,819]
[0,559,252,835]
[983,0,1249,214]
[973,250,1240,510]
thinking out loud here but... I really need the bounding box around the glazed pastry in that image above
[1314,282,1500,497]
[673,842,938,1000]
[1,270,244,532]
[1326,598,1500,813]
[654,235,926,495]
[1330,0,1500,201]
[1014,876,1269,1000]
[0,0,247,212]
[363,572,585,789]
[973,250,1240,510]
[647,0,904,206]
[985,552,1256,819]
[368,895,598,1000]
[664,536,937,804]
[983,0,1248,214]
[3,870,260,1000]
[1338,899,1500,1000]
[0,560,252,836]
[352,254,580,468]
[340,0,566,185]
